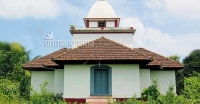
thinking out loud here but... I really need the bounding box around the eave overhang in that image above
[52,59,152,66]
[70,27,136,35]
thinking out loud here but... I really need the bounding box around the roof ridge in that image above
[100,37,152,59]
[53,37,151,61]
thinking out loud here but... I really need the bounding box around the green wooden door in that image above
[94,69,108,95]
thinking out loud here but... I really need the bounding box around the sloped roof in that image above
[137,48,183,68]
[23,48,70,69]
[53,37,151,61]
[23,37,183,70]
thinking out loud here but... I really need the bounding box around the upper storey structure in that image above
[70,0,135,48]
[84,0,120,28]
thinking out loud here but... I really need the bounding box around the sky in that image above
[0,0,200,61]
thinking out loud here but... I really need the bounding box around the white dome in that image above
[87,0,116,18]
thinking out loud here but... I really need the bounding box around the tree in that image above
[0,42,31,99]
[176,50,200,95]
[183,50,200,77]
[183,74,200,103]
[168,55,180,62]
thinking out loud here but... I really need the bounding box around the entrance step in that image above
[86,96,115,104]
[88,96,112,99]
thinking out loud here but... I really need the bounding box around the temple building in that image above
[23,0,183,103]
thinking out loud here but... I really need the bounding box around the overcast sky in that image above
[0,0,200,61]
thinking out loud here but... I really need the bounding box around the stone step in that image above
[87,103,109,104]
[86,98,115,104]
[87,99,108,102]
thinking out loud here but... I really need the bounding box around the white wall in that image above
[140,69,150,93]
[89,22,97,27]
[150,70,176,94]
[54,70,64,94]
[64,65,90,98]
[106,21,115,27]
[112,64,140,98]
[31,71,54,92]
[73,33,133,48]
[63,64,140,98]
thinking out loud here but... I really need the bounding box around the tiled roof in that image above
[23,37,183,69]
[53,37,151,61]
[137,48,183,68]
[23,48,70,68]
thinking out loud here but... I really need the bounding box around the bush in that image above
[0,79,30,104]
[0,79,20,99]
[157,84,187,104]
[30,81,65,104]
[141,80,160,101]
[183,74,200,103]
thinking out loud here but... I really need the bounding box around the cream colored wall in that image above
[73,33,133,48]
[54,70,64,94]
[111,64,141,98]
[63,65,90,98]
[89,22,97,27]
[150,70,176,94]
[140,69,150,93]
[63,64,140,98]
[31,71,54,92]
[106,21,115,27]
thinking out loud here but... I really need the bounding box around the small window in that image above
[98,21,105,27]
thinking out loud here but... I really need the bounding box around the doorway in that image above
[90,65,112,96]
[94,69,108,94]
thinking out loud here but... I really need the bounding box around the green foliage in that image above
[168,55,180,62]
[0,79,20,98]
[175,69,184,94]
[70,24,75,29]
[0,78,30,104]
[0,81,66,104]
[0,42,11,51]
[183,50,200,76]
[176,50,200,95]
[183,50,200,65]
[111,75,200,104]
[157,84,186,104]
[30,81,64,104]
[183,74,200,103]
[141,80,160,100]
[0,42,31,99]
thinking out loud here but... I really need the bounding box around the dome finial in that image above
[87,0,116,18]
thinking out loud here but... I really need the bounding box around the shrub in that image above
[0,79,20,99]
[30,81,65,104]
[141,80,160,101]
[157,84,187,104]
[183,74,200,103]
